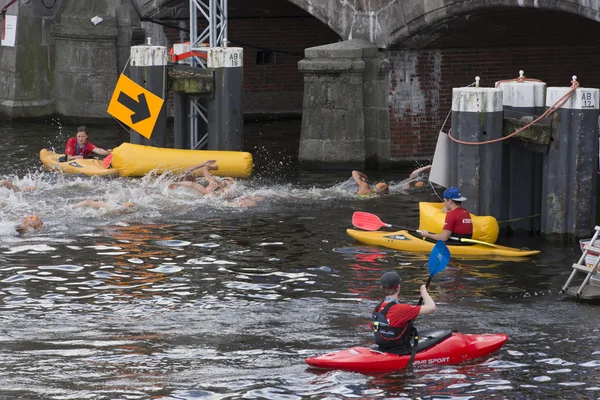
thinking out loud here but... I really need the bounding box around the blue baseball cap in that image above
[443,187,467,201]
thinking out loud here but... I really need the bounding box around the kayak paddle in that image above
[418,240,451,305]
[351,211,498,248]
[408,241,451,371]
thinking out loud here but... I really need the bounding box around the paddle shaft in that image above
[417,276,433,306]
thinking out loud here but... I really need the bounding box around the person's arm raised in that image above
[418,285,436,315]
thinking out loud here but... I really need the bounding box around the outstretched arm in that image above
[409,165,432,180]
[92,147,112,156]
[0,180,20,192]
[168,181,213,195]
[185,159,217,175]
[72,199,111,210]
[201,164,219,185]
[351,170,371,194]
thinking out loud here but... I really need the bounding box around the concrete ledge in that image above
[168,65,214,94]
[0,99,56,119]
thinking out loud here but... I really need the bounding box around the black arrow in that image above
[117,92,151,124]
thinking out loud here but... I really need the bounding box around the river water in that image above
[0,119,597,400]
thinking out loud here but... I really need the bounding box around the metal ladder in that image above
[560,226,600,297]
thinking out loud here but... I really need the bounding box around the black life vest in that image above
[372,300,418,353]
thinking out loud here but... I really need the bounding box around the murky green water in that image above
[0,119,596,399]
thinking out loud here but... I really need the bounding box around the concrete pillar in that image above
[129,39,168,146]
[298,40,367,169]
[207,47,244,150]
[542,85,599,237]
[497,80,546,233]
[50,0,140,119]
[0,0,57,118]
[362,47,391,168]
[450,87,504,216]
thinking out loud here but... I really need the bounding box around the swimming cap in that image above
[374,182,389,195]
[23,215,43,230]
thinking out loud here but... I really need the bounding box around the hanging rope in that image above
[448,76,580,146]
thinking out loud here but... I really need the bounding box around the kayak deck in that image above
[306,330,508,373]
[347,228,540,257]
[40,149,117,177]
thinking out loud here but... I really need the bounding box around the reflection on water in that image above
[0,120,596,399]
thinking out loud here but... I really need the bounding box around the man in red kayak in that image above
[65,126,112,161]
[418,186,473,243]
[372,271,436,353]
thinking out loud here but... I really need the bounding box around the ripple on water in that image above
[155,240,192,247]
[580,360,600,367]
[3,244,57,254]
[2,274,31,283]
[192,242,220,248]
[148,265,183,273]
[38,265,84,272]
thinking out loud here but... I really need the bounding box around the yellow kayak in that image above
[39,149,118,177]
[346,229,540,257]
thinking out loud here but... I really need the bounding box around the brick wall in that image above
[388,46,600,161]
[163,17,340,115]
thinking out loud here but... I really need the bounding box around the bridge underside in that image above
[141,0,309,20]
[396,7,600,48]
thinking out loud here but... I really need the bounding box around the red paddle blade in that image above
[352,212,386,231]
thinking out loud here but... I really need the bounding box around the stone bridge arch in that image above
[287,0,600,48]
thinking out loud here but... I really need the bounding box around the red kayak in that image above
[305,330,508,373]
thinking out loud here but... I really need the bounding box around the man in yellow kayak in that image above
[352,170,389,197]
[419,186,473,243]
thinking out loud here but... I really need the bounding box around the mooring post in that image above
[450,81,504,216]
[173,92,189,149]
[206,43,244,150]
[497,72,546,233]
[129,37,168,147]
[542,78,599,237]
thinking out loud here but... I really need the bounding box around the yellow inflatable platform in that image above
[418,202,499,244]
[39,149,118,177]
[111,143,253,178]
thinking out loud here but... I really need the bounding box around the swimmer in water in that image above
[0,180,34,192]
[168,161,263,207]
[168,160,235,197]
[351,170,389,197]
[16,214,43,234]
[401,165,431,191]
[72,199,136,211]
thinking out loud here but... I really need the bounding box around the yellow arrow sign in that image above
[107,74,164,139]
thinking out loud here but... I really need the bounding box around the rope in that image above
[495,71,543,88]
[497,214,541,224]
[448,77,580,146]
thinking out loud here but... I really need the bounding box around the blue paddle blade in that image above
[428,241,451,276]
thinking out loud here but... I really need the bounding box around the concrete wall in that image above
[386,46,600,162]
[51,0,141,119]
[0,0,141,120]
